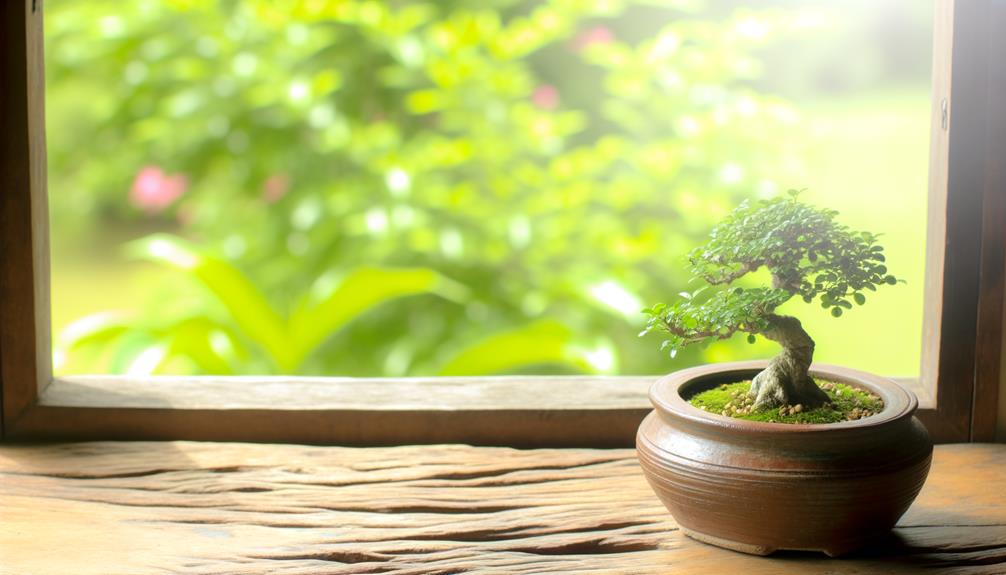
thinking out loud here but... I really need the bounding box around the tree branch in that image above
[659,316,741,344]
[694,262,755,285]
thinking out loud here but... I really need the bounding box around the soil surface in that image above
[688,380,883,424]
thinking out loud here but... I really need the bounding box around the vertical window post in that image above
[0,0,52,436]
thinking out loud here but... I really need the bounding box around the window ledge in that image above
[8,372,933,446]
[20,375,656,446]
[43,375,656,410]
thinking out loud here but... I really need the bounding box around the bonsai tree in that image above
[641,191,899,410]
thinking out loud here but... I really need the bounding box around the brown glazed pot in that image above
[636,360,933,557]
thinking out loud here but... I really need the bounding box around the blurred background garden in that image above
[46,0,933,378]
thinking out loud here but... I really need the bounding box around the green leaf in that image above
[129,235,291,369]
[437,320,592,376]
[853,293,866,305]
[746,334,756,344]
[56,311,131,352]
[289,266,464,369]
[108,330,164,375]
[831,307,843,317]
[164,317,238,375]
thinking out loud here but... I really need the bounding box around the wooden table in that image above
[0,442,1003,574]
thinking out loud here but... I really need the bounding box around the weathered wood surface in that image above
[0,443,1003,574]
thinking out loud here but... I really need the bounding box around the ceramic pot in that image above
[636,360,932,557]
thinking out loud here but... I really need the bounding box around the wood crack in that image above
[248,551,394,564]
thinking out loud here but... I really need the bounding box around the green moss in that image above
[688,380,883,424]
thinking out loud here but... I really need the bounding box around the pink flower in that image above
[262,174,290,203]
[573,26,614,52]
[532,85,559,111]
[130,166,188,214]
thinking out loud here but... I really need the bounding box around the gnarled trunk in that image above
[748,314,830,410]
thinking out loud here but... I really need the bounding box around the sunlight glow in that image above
[588,280,643,319]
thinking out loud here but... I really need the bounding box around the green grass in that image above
[689,380,884,424]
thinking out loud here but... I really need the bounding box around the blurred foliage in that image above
[46,0,921,376]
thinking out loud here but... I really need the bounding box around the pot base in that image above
[680,527,864,557]
[680,527,774,556]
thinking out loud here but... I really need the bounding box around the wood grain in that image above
[0,442,1002,574]
[43,375,657,410]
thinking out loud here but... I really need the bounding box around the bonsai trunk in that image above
[748,314,830,410]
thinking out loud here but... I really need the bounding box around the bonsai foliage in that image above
[641,191,899,409]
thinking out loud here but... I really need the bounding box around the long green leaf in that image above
[288,267,461,369]
[129,235,293,370]
[437,320,596,376]
[163,317,238,375]
[57,311,132,352]
[108,330,164,375]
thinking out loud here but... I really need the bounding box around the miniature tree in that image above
[641,191,899,410]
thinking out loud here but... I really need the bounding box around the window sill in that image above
[4,371,935,445]
[22,374,656,446]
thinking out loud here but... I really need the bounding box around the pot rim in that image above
[649,360,918,435]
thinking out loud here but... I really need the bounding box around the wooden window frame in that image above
[1,0,1002,446]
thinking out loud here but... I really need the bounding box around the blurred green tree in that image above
[48,0,805,376]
